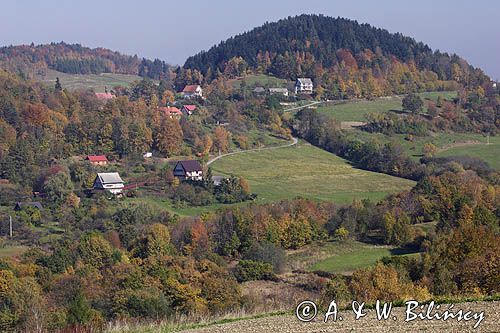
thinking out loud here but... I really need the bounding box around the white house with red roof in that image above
[158,106,183,119]
[181,105,197,115]
[86,155,108,165]
[182,85,203,99]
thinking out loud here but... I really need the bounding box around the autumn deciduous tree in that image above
[161,90,175,105]
[423,142,437,158]
[0,119,16,158]
[155,117,183,156]
[43,170,73,204]
[213,127,230,153]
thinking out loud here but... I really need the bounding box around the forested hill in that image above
[184,14,490,90]
[0,42,172,80]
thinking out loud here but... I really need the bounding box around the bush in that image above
[233,260,275,282]
[243,242,286,273]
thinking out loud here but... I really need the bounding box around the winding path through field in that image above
[207,136,298,166]
[282,100,322,112]
[206,101,322,166]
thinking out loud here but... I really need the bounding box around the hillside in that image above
[0,41,172,80]
[184,14,490,98]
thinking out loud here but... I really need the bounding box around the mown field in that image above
[287,239,418,274]
[134,141,415,217]
[210,142,415,204]
[230,74,289,89]
[316,91,457,122]
[36,69,142,92]
[437,135,500,169]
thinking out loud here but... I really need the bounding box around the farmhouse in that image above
[159,106,183,119]
[14,202,43,211]
[93,172,125,194]
[253,87,265,94]
[182,85,203,99]
[95,92,115,100]
[269,87,289,96]
[173,160,203,181]
[295,78,313,94]
[86,155,108,165]
[181,105,197,115]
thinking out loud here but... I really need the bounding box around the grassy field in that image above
[211,141,415,205]
[36,69,142,92]
[287,239,418,274]
[134,141,415,217]
[347,130,499,169]
[317,91,457,122]
[437,136,500,169]
[230,74,289,89]
[0,245,28,258]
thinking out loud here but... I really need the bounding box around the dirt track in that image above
[180,301,500,333]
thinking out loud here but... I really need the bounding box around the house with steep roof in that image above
[14,202,43,211]
[86,155,108,165]
[93,172,124,194]
[181,105,197,115]
[173,160,203,181]
[182,85,203,99]
[295,78,313,94]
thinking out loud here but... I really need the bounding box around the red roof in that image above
[95,92,115,100]
[87,155,108,162]
[158,106,182,116]
[182,85,200,93]
[183,105,197,111]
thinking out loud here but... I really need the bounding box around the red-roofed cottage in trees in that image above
[86,155,108,165]
[158,106,183,119]
[181,105,197,115]
[182,85,203,99]
[95,92,115,100]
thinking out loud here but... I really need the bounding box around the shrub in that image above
[243,242,286,274]
[233,260,275,282]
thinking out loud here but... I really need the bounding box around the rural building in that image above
[269,87,289,96]
[173,160,203,181]
[295,78,313,94]
[253,87,265,94]
[93,172,125,194]
[182,85,203,99]
[86,155,108,165]
[14,202,43,211]
[95,92,115,100]
[211,175,225,186]
[182,105,197,115]
[159,106,183,119]
[143,152,153,158]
